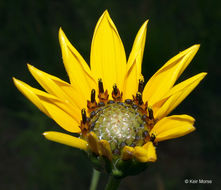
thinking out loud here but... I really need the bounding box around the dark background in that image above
[1,0,220,189]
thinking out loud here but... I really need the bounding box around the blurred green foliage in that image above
[0,0,220,189]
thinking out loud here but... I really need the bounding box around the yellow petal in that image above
[150,115,195,142]
[121,146,135,160]
[154,72,207,119]
[90,10,126,93]
[40,98,81,132]
[59,28,97,101]
[142,142,157,162]
[98,140,112,161]
[143,45,200,106]
[87,132,100,155]
[13,77,49,116]
[28,64,85,110]
[134,142,157,162]
[13,78,81,133]
[43,131,88,150]
[133,147,148,162]
[124,20,148,99]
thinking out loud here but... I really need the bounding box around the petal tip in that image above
[139,20,149,34]
[103,10,110,17]
[104,9,109,15]
[27,63,35,72]
[195,72,207,82]
[42,132,48,136]
[194,44,200,48]
[191,44,200,52]
[58,27,66,44]
[191,126,196,132]
[27,64,44,79]
[12,77,17,82]
[144,19,149,26]
[12,77,20,88]
[101,10,112,23]
[43,132,52,139]
[12,77,21,86]
[140,20,149,33]
[201,72,207,77]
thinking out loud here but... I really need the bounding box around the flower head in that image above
[13,10,206,177]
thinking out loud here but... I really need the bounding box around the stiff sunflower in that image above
[13,10,206,178]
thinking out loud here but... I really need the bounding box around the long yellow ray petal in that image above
[150,115,195,142]
[28,64,85,110]
[124,20,148,99]
[90,10,126,93]
[59,28,97,101]
[13,77,49,117]
[143,45,200,106]
[13,78,81,133]
[154,72,207,119]
[40,99,81,132]
[20,80,81,123]
[43,131,88,150]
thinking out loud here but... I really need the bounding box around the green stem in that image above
[90,169,100,190]
[105,175,121,190]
